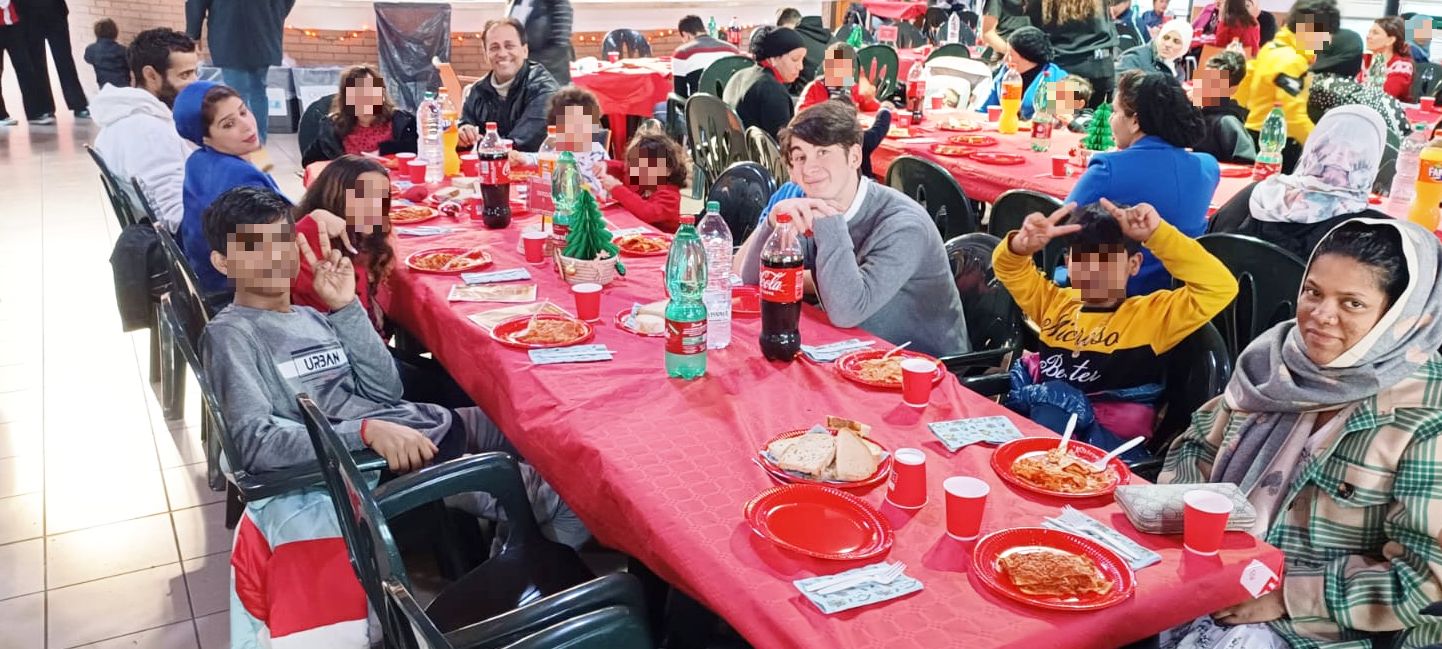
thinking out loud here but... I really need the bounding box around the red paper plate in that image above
[972,527,1136,611]
[834,349,945,390]
[757,428,893,489]
[404,247,494,274]
[732,286,760,316]
[744,484,893,560]
[970,152,1027,165]
[990,437,1129,499]
[1218,165,1252,178]
[489,314,594,349]
[614,308,664,337]
[389,205,441,225]
[948,134,998,146]
[930,144,974,157]
[613,233,672,257]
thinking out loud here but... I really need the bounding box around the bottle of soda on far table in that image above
[759,213,804,362]
[665,213,708,379]
[1253,103,1286,181]
[1030,77,1054,152]
[476,122,511,228]
[998,66,1023,135]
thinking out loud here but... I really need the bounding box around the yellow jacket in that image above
[1235,28,1316,144]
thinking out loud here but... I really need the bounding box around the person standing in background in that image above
[1027,0,1118,108]
[507,0,573,85]
[84,18,129,89]
[15,0,88,119]
[185,0,295,145]
[1139,0,1168,37]
[1213,0,1259,56]
[0,0,54,126]
[981,0,1029,59]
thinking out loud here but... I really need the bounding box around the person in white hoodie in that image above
[91,28,198,232]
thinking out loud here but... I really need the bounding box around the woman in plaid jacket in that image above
[1159,218,1442,649]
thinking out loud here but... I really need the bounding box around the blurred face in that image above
[1296,254,1393,365]
[629,153,670,188]
[1416,22,1433,44]
[787,138,862,202]
[346,172,391,236]
[1246,0,1261,18]
[822,53,855,87]
[1152,0,1168,13]
[1156,28,1186,60]
[1192,66,1235,107]
[346,75,385,121]
[1294,20,1334,51]
[1055,80,1085,116]
[558,105,596,149]
[204,96,261,156]
[1067,248,1141,304]
[1366,24,1396,53]
[147,51,199,107]
[1005,48,1038,73]
[1109,2,1128,19]
[1109,95,1142,149]
[769,48,808,83]
[485,24,528,83]
[212,220,297,295]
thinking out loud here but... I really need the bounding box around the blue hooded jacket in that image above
[173,80,285,295]
[981,62,1066,121]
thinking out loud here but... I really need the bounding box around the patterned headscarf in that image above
[1213,218,1442,491]
[1248,106,1385,224]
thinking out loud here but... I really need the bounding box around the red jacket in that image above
[1381,53,1415,102]
[604,160,682,233]
[290,214,381,332]
[800,81,882,113]
[1213,22,1260,57]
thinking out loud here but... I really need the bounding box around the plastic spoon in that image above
[1086,436,1145,473]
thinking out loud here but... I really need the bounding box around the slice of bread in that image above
[834,429,879,481]
[860,438,884,464]
[765,436,799,459]
[826,415,872,439]
[777,433,835,477]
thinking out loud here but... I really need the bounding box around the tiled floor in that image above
[0,110,307,648]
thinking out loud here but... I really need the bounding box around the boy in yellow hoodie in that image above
[1233,0,1341,172]
[994,199,1238,459]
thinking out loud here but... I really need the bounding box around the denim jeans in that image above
[221,67,270,143]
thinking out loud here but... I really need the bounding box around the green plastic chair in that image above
[498,606,653,649]
[938,233,1023,398]
[883,155,978,239]
[684,93,747,200]
[926,42,972,62]
[1194,233,1306,362]
[1129,323,1232,481]
[298,395,647,649]
[743,126,788,190]
[695,55,753,99]
[987,189,1061,238]
[856,44,900,102]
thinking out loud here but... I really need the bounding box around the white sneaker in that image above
[30,114,55,125]
[0,117,16,127]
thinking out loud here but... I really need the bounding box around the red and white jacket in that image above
[0,1,19,26]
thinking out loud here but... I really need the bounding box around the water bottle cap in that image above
[485,121,498,129]
[706,201,720,212]
[681,213,696,225]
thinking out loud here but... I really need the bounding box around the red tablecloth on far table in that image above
[861,0,928,20]
[379,204,1283,648]
[571,58,674,155]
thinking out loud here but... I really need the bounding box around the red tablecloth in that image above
[379,205,1283,648]
[571,58,674,156]
[1405,105,1441,127]
[862,0,928,20]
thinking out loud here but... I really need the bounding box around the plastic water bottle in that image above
[551,151,581,240]
[946,13,962,43]
[1030,77,1053,152]
[665,213,708,379]
[696,201,733,350]
[1252,103,1286,181]
[1389,123,1430,212]
[707,16,719,39]
[418,91,444,184]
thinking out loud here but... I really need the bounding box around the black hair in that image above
[1312,222,1409,307]
[1068,203,1141,256]
[1287,0,1341,35]
[203,186,295,257]
[126,28,195,88]
[1115,70,1204,149]
[678,15,706,35]
[778,8,803,26]
[482,17,528,48]
[94,18,119,40]
[1205,51,1248,87]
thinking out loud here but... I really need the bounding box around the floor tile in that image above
[182,553,231,618]
[0,419,42,460]
[0,390,39,424]
[0,456,41,499]
[0,493,43,545]
[46,469,167,535]
[0,593,44,649]
[72,621,199,649]
[46,513,179,589]
[46,563,191,648]
[163,463,225,511]
[193,612,228,649]
[154,426,208,470]
[0,539,44,600]
[171,503,232,561]
[0,364,37,394]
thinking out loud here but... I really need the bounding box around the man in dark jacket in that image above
[15,0,88,119]
[186,0,295,144]
[778,10,829,95]
[506,0,572,85]
[458,18,559,153]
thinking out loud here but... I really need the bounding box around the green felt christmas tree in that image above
[1081,102,1114,152]
[562,190,618,260]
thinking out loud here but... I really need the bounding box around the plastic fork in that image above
[813,563,907,595]
[1085,436,1146,473]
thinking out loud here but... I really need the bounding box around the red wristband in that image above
[360,419,370,445]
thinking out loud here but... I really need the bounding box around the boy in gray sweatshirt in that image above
[198,187,586,547]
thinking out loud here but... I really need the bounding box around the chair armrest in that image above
[234,450,387,501]
[1127,458,1163,483]
[959,373,1010,398]
[939,348,1010,374]
[444,573,647,649]
[373,452,535,528]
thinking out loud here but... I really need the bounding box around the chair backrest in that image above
[601,29,653,59]
[297,94,336,160]
[925,7,949,31]
[944,233,1023,357]
[131,177,161,225]
[895,22,929,50]
[856,45,901,100]
[685,93,747,190]
[959,10,979,30]
[84,143,143,227]
[696,55,753,99]
[706,161,775,246]
[498,606,652,649]
[1151,322,1232,455]
[744,126,789,188]
[883,155,978,240]
[1414,62,1442,104]
[1195,233,1307,361]
[987,189,1061,238]
[927,43,972,62]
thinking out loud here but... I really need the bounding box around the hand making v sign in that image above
[1008,202,1081,256]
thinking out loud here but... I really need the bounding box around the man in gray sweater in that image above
[738,100,970,358]
[198,187,586,548]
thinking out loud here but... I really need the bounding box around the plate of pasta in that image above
[404,247,494,274]
[947,134,997,147]
[490,314,595,349]
[834,349,944,390]
[389,205,441,224]
[990,437,1129,499]
[972,527,1135,611]
[613,233,672,256]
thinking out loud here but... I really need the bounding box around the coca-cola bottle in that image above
[476,121,511,228]
[759,213,804,361]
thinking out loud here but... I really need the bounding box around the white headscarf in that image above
[1155,18,1194,72]
[1249,106,1386,224]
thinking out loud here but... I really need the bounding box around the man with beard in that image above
[92,28,199,232]
[458,18,559,152]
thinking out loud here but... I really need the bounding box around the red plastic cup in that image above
[886,448,928,509]
[1425,96,1438,112]
[930,95,943,110]
[900,358,936,407]
[895,113,911,128]
[395,152,417,163]
[522,229,549,263]
[460,153,479,177]
[572,282,602,321]
[943,476,989,540]
[406,160,427,184]
[1183,490,1233,555]
[1051,154,1069,178]
[987,105,1002,122]
[607,51,620,63]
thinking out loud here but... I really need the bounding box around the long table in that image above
[570,58,675,157]
[381,205,1284,648]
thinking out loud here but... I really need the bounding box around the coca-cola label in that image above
[760,266,803,303]
[1031,120,1053,141]
[478,156,510,185]
[666,318,707,355]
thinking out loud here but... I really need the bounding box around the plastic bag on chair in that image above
[374,2,452,113]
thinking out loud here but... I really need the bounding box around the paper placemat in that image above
[928,416,1023,452]
[468,303,569,331]
[448,284,537,303]
[793,564,923,615]
[529,344,613,365]
[462,268,532,285]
